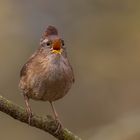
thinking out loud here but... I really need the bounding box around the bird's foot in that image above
[23,94,33,125]
[54,118,63,134]
[26,109,33,125]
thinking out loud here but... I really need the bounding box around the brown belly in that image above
[19,53,74,102]
[29,77,72,101]
[26,65,73,101]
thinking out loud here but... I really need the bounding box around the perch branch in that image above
[0,95,82,140]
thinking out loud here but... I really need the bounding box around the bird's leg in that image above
[50,101,62,133]
[23,94,32,125]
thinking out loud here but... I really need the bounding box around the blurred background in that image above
[0,0,140,140]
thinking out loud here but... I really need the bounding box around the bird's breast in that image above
[30,54,73,101]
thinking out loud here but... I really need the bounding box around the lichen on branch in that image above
[0,95,82,140]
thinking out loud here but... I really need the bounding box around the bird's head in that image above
[40,26,65,54]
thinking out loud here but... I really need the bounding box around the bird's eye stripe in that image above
[43,39,48,43]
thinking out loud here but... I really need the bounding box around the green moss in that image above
[63,129,82,140]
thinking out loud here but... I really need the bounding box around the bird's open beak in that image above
[52,39,62,54]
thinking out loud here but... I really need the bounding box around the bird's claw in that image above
[26,109,33,125]
[54,118,63,134]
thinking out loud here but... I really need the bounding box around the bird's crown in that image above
[43,25,58,38]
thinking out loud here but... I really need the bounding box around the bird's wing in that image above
[20,50,39,78]
[71,65,75,83]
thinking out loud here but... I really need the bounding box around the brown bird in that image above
[19,26,74,129]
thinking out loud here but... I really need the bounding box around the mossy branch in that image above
[0,95,82,140]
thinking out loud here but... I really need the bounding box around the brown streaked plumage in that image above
[19,26,74,130]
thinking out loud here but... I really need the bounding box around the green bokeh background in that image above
[0,0,140,140]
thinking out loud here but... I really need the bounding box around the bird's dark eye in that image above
[46,41,52,46]
[61,40,64,46]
